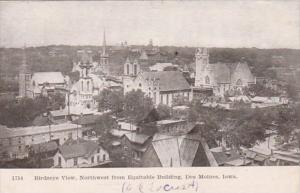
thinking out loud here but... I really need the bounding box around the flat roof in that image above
[0,122,82,138]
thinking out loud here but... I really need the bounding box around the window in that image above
[205,76,210,84]
[236,79,243,86]
[74,157,78,166]
[134,64,137,75]
[161,94,163,103]
[97,148,100,153]
[127,64,130,75]
[81,81,84,91]
[166,94,169,105]
[139,83,142,87]
[97,156,100,163]
[103,154,106,161]
[87,81,90,92]
[18,146,21,151]
[58,157,61,166]
[91,156,94,163]
[153,92,157,104]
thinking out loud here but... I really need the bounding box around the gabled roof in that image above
[209,62,255,84]
[211,63,231,83]
[151,133,202,167]
[124,133,151,145]
[58,140,99,159]
[31,72,65,85]
[139,71,191,91]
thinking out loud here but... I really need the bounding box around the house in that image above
[28,141,59,168]
[194,48,255,97]
[121,132,152,167]
[53,140,110,168]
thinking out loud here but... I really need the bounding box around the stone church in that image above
[195,48,256,96]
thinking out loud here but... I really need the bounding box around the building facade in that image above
[123,59,192,107]
[195,47,256,96]
[0,123,85,160]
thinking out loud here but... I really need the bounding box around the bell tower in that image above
[195,47,209,87]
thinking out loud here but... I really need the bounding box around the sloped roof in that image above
[110,129,132,138]
[139,71,191,91]
[125,133,151,145]
[211,63,231,83]
[151,134,202,167]
[58,140,99,159]
[209,62,254,84]
[31,141,58,153]
[31,72,65,84]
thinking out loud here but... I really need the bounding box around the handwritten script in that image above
[122,180,199,193]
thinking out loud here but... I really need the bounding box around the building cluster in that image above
[2,30,298,168]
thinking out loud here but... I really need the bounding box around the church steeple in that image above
[102,29,107,57]
[100,29,109,75]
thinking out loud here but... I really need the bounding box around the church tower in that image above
[19,45,31,98]
[100,29,109,75]
[195,47,209,87]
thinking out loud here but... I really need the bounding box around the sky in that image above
[0,1,299,49]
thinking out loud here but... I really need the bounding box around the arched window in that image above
[205,76,210,84]
[134,64,137,75]
[87,81,90,92]
[236,79,243,86]
[81,81,84,91]
[127,64,130,75]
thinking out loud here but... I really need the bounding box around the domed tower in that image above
[195,47,209,87]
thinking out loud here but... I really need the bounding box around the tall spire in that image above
[102,29,106,56]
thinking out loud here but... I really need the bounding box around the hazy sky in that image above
[0,1,299,48]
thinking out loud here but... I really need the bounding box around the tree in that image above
[124,90,154,123]
[0,96,49,127]
[96,89,124,116]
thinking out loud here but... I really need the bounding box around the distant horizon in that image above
[0,1,299,49]
[1,44,300,50]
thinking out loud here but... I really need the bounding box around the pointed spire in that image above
[102,29,106,56]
